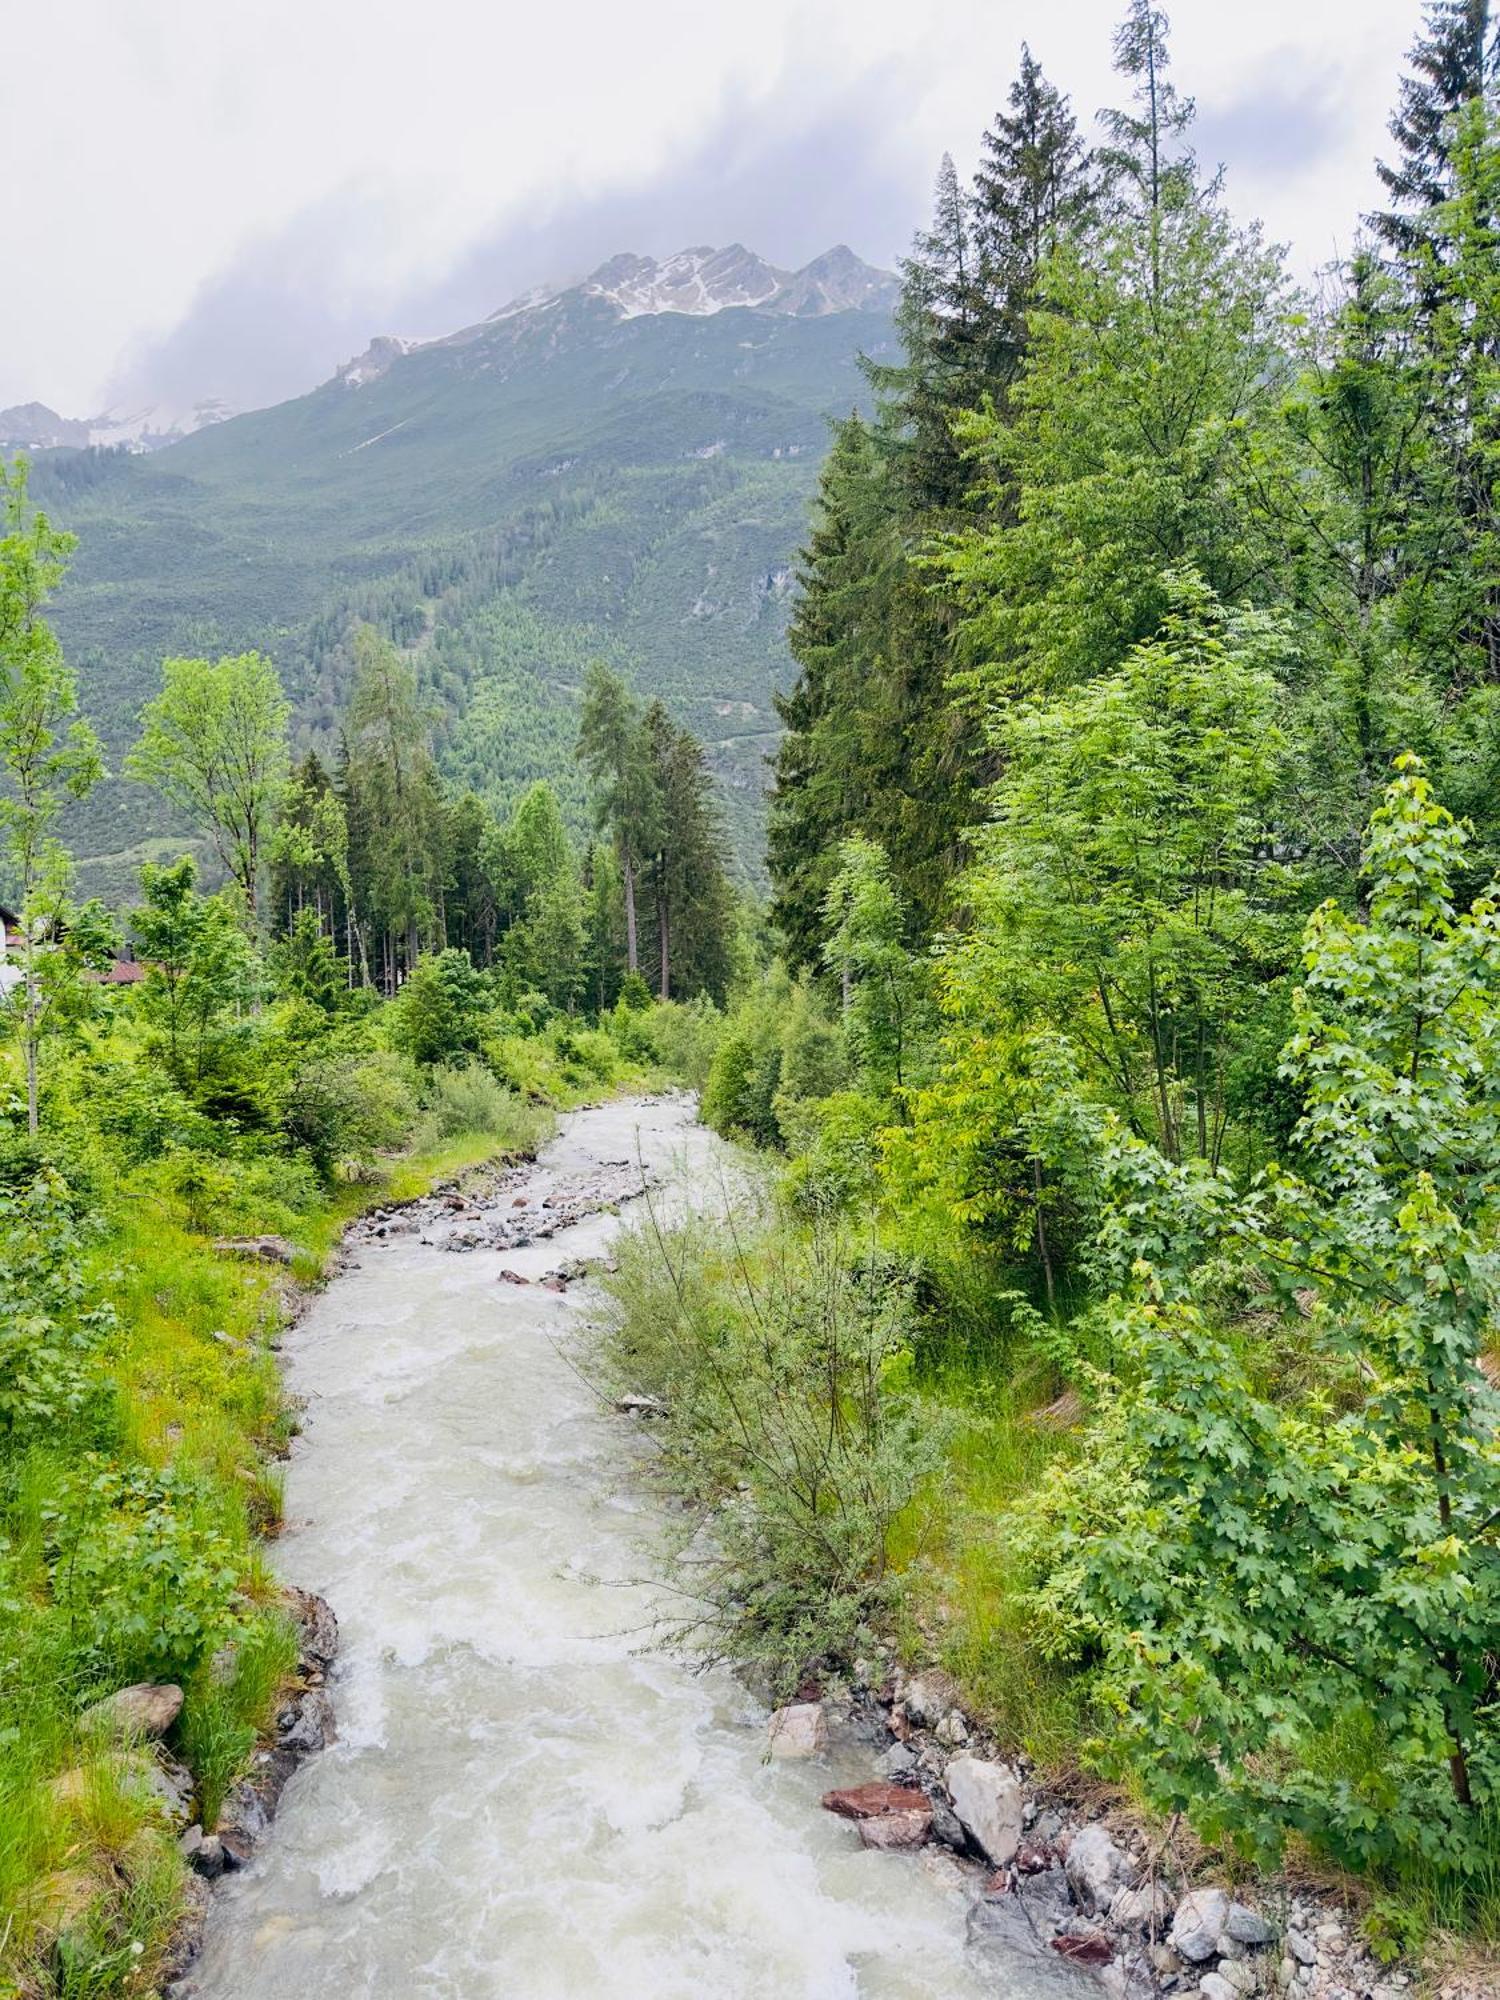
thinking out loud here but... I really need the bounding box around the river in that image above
[182,1096,1065,1999]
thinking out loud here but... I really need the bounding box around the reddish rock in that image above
[1016,1843,1057,1873]
[857,1806,931,1851]
[497,1269,529,1285]
[1052,1933,1114,1966]
[541,1277,567,1293]
[822,1782,930,1821]
[512,1196,528,1208]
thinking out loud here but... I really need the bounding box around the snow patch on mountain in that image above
[0,399,232,455]
[324,242,897,392]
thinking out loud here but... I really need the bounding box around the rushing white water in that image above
[184,1097,1071,1999]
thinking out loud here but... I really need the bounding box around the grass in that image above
[887,1363,1091,1769]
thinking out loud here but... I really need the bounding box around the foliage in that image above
[597,1197,950,1689]
[1022,765,1500,1869]
[127,651,290,925]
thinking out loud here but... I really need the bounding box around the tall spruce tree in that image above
[1374,0,1497,257]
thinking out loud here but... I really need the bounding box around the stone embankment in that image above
[760,1665,1486,2000]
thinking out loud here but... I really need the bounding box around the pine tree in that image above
[1374,0,1497,257]
[340,625,446,988]
[576,661,659,975]
[641,703,733,1002]
[971,46,1096,368]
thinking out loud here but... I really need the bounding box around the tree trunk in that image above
[658,896,670,1002]
[623,856,639,975]
[24,978,39,1138]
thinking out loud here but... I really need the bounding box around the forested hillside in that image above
[24,252,897,894]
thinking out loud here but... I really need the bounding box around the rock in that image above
[1110,1881,1176,1932]
[81,1682,183,1742]
[497,1268,529,1285]
[1287,1930,1316,1967]
[212,1234,296,1265]
[1052,1932,1114,1966]
[1172,1888,1232,1963]
[877,1742,918,1779]
[278,1689,336,1755]
[1066,1824,1137,1913]
[902,1670,963,1728]
[1200,1977,1239,2000]
[541,1276,567,1293]
[929,1797,966,1850]
[935,1709,970,1747]
[182,1827,226,1878]
[822,1781,929,1820]
[1218,1961,1258,1995]
[1224,1902,1277,1947]
[284,1586,338,1669]
[140,1752,195,1826]
[615,1393,668,1417]
[767,1702,827,1758]
[857,1806,932,1851]
[945,1755,1024,1867]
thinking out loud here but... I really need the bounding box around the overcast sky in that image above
[4,0,1423,419]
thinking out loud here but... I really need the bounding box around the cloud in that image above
[104,62,932,424]
[1192,58,1357,190]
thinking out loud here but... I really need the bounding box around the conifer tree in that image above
[1374,0,1497,257]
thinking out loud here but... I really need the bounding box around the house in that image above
[0,903,20,998]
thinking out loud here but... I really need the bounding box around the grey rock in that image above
[945,1755,1025,1867]
[1066,1823,1137,1913]
[767,1702,827,1758]
[212,1234,296,1265]
[935,1709,970,1747]
[81,1682,184,1742]
[1224,1903,1277,1948]
[902,1670,962,1728]
[1286,1930,1316,1967]
[1217,1961,1258,1996]
[929,1797,967,1850]
[278,1688,336,1755]
[878,1741,918,1779]
[1110,1881,1175,1933]
[188,1831,226,1878]
[1199,1978,1238,2000]
[284,1586,338,1668]
[1172,1888,1232,1963]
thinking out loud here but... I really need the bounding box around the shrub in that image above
[420,1063,552,1152]
[284,1048,419,1177]
[51,1461,240,1688]
[386,949,491,1066]
[597,1197,949,1690]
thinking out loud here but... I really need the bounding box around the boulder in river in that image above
[857,1805,932,1851]
[944,1754,1024,1866]
[822,1781,929,1820]
[767,1701,827,1758]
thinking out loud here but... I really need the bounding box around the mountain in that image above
[1,399,233,455]
[25,244,898,896]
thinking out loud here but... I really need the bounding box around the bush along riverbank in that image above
[596,770,1500,1998]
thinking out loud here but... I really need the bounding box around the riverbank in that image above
[0,1117,550,1999]
[591,1156,1500,2000]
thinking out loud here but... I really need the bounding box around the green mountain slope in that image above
[28,252,896,894]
